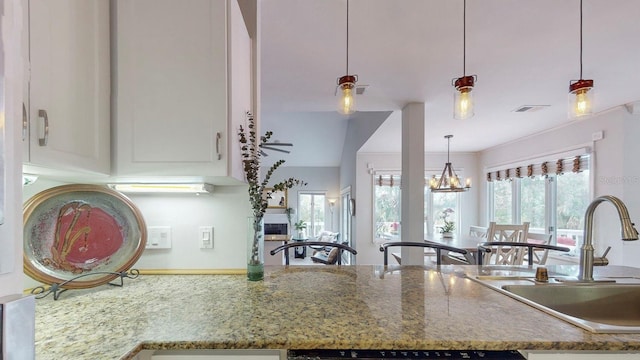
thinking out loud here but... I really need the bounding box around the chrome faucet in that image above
[578,195,639,282]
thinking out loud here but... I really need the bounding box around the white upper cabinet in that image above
[24,0,110,175]
[113,0,251,182]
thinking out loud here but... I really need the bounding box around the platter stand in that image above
[30,269,140,300]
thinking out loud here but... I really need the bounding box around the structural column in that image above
[400,103,425,265]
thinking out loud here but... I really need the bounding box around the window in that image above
[372,172,461,242]
[555,170,590,253]
[492,180,512,224]
[520,176,546,233]
[488,153,590,255]
[373,174,401,241]
[298,192,326,238]
[431,192,460,236]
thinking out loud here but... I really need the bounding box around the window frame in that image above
[371,170,463,243]
[488,170,590,255]
[297,191,328,238]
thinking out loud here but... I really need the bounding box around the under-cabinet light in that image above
[109,183,214,194]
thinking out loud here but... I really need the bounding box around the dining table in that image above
[425,234,488,264]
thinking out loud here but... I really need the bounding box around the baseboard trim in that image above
[137,269,246,275]
[23,269,246,294]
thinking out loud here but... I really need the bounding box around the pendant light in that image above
[569,0,594,119]
[429,135,471,192]
[336,0,357,115]
[452,0,476,120]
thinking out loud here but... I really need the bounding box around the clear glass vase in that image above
[247,216,265,281]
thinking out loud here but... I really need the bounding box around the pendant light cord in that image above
[462,0,466,76]
[346,0,350,75]
[579,0,583,79]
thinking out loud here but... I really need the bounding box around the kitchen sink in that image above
[470,269,640,333]
[495,282,640,333]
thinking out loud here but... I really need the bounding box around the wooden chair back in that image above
[469,225,488,238]
[483,222,530,265]
[526,232,553,265]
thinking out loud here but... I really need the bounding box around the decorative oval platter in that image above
[23,184,147,289]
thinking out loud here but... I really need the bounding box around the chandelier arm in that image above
[437,166,449,189]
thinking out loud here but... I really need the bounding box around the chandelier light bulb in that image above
[430,176,438,189]
[450,175,460,188]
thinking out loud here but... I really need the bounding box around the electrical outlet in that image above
[199,226,214,249]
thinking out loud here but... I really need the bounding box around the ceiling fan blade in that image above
[261,146,290,154]
[261,142,293,147]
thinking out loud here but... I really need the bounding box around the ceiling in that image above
[259,0,640,167]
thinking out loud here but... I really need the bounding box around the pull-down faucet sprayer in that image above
[578,195,639,282]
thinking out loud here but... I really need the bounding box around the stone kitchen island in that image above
[33,265,640,359]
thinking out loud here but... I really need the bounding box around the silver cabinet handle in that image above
[216,132,222,160]
[38,109,49,146]
[22,102,28,141]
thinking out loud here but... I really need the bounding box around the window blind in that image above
[486,154,590,182]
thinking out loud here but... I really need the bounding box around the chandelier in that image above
[429,135,471,192]
[568,0,594,119]
[336,0,357,115]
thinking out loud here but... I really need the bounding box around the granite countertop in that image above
[33,265,640,359]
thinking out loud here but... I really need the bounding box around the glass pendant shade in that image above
[453,75,475,120]
[569,79,594,118]
[337,75,356,115]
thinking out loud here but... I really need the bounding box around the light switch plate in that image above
[592,131,604,141]
[199,226,214,249]
[146,226,172,249]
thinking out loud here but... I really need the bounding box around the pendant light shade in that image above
[569,79,594,118]
[338,75,357,115]
[430,135,471,193]
[452,0,476,120]
[336,0,357,115]
[569,0,594,119]
[453,75,476,120]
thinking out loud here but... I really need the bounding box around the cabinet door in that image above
[114,0,229,177]
[27,0,110,174]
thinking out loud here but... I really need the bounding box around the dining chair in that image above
[483,222,530,265]
[379,241,470,266]
[270,241,357,265]
[469,225,489,238]
[477,241,570,266]
[525,232,553,265]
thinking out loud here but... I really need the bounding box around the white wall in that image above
[354,152,479,265]
[265,166,340,232]
[22,179,251,288]
[622,110,640,265]
[478,106,639,266]
[20,166,336,289]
